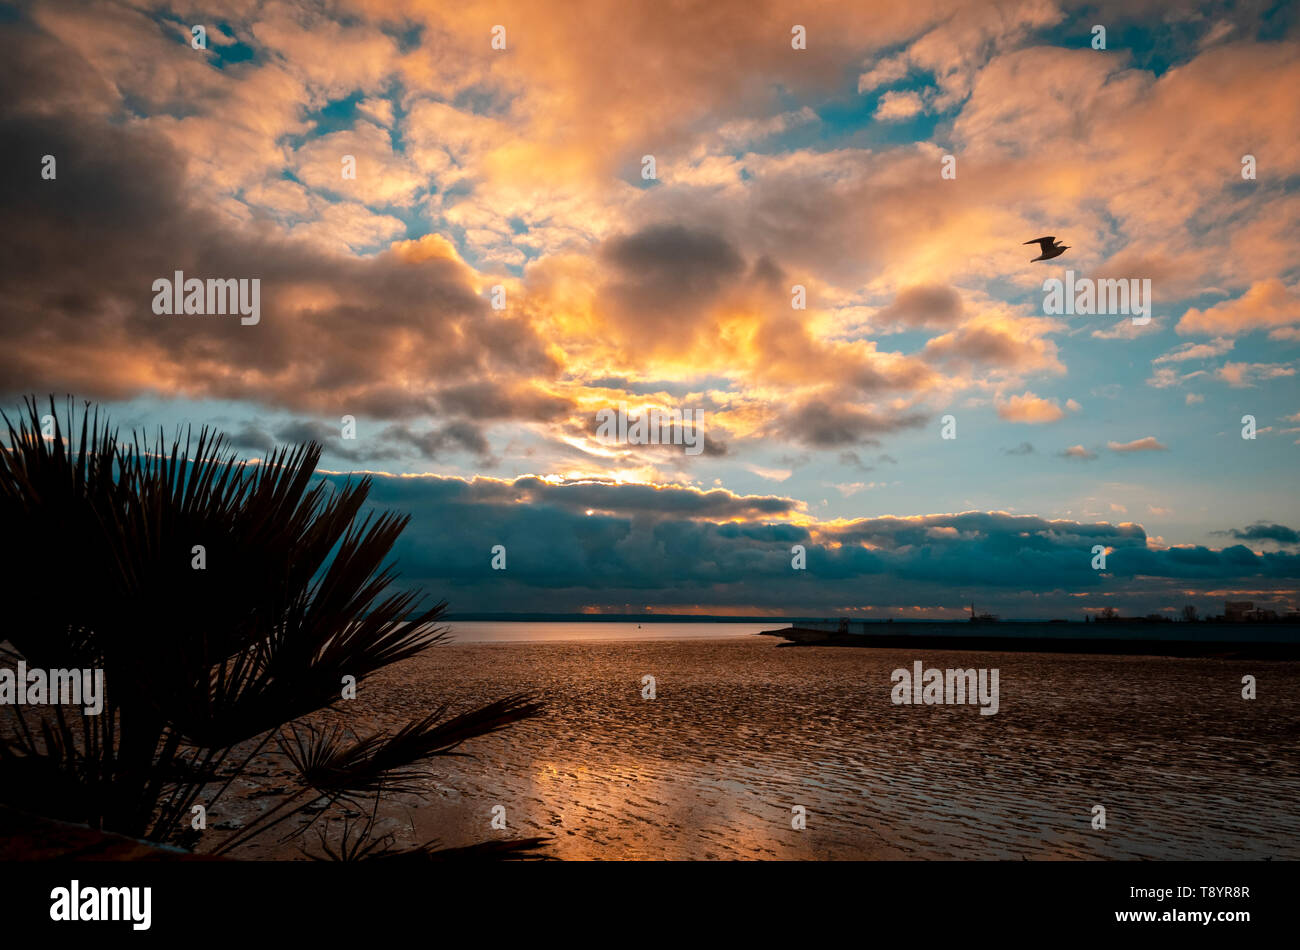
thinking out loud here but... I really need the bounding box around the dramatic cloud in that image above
[0,105,556,430]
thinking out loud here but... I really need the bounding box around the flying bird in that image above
[1024,236,1069,262]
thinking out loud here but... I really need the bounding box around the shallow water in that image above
[246,633,1300,860]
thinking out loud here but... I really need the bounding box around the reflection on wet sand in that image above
[246,636,1300,860]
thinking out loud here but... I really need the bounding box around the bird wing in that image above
[1023,236,1055,247]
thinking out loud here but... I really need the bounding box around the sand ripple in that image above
[235,637,1300,860]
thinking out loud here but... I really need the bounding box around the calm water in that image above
[442,620,773,642]
[240,625,1300,860]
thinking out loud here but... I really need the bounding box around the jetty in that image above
[759,619,1300,659]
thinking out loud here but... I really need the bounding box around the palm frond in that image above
[280,693,544,796]
[0,395,549,857]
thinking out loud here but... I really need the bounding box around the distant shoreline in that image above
[440,612,1300,625]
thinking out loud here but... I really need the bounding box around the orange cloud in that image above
[1216,361,1297,388]
[1108,437,1168,453]
[1177,279,1300,336]
[996,391,1064,423]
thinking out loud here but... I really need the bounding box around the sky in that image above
[1,0,1297,618]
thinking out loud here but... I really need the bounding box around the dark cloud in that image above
[876,284,964,328]
[0,22,119,119]
[922,323,1049,371]
[776,399,926,448]
[749,254,786,291]
[228,424,274,454]
[700,434,729,456]
[575,406,724,458]
[223,415,493,465]
[380,421,492,460]
[1003,441,1035,455]
[326,474,1300,615]
[272,420,390,463]
[1216,523,1300,545]
[435,383,574,422]
[496,477,796,519]
[600,224,744,320]
[847,358,937,394]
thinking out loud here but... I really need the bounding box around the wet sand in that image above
[227,635,1300,860]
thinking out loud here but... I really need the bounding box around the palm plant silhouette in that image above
[0,397,545,859]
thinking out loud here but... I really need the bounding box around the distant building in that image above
[1225,600,1282,622]
[1225,601,1254,621]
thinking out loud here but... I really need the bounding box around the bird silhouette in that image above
[1024,236,1069,262]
